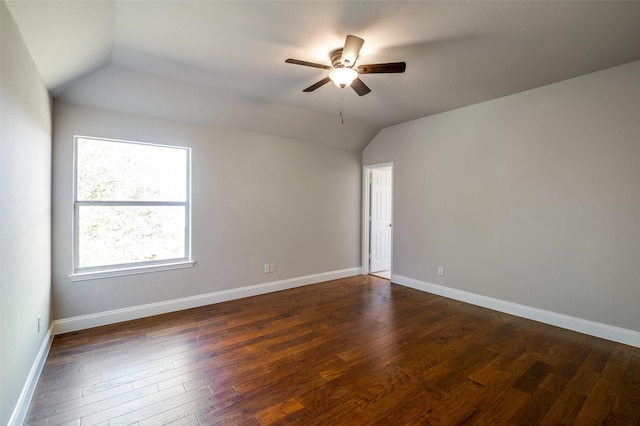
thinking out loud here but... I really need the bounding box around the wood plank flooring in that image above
[25,275,640,425]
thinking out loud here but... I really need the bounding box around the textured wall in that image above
[363,60,640,332]
[52,101,361,319]
[1,2,52,423]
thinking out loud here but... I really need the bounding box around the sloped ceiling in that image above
[6,1,640,151]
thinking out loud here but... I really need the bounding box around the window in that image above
[72,136,192,279]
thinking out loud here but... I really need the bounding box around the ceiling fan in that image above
[285,35,406,96]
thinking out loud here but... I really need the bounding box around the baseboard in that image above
[7,326,54,426]
[52,267,360,335]
[392,274,640,348]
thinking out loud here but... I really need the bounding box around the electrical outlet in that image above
[438,266,444,276]
[270,264,275,273]
[263,264,270,273]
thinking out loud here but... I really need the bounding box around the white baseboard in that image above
[8,326,54,426]
[52,267,360,335]
[392,274,640,348]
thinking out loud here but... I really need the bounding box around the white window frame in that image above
[70,136,194,281]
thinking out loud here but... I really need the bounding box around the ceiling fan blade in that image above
[340,35,364,67]
[350,77,371,96]
[303,77,331,92]
[357,62,406,74]
[285,58,332,70]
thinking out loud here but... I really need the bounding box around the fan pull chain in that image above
[340,89,344,125]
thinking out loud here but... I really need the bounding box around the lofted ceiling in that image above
[6,1,640,151]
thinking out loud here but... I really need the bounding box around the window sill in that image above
[69,260,195,282]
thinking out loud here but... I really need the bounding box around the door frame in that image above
[361,162,394,275]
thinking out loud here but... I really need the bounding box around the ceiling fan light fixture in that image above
[329,67,358,88]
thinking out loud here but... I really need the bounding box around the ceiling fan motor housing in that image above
[331,48,350,68]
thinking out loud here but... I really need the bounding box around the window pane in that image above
[76,138,187,202]
[78,205,186,268]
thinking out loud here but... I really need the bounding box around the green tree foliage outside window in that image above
[75,137,190,271]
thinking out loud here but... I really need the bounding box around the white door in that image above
[370,168,392,272]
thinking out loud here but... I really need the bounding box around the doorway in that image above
[362,163,393,279]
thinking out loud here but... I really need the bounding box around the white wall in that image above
[363,60,640,333]
[52,101,361,320]
[0,2,52,424]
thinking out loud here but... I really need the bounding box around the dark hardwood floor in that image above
[25,275,640,425]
